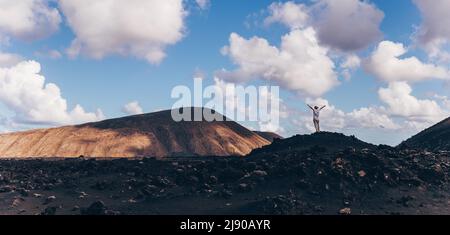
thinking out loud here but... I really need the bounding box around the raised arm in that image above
[320,105,326,110]
[307,104,314,110]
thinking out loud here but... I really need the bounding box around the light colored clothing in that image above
[313,109,320,121]
[309,105,325,133]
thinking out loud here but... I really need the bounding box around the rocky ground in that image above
[0,133,449,215]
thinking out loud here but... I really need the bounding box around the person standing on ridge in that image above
[307,104,326,133]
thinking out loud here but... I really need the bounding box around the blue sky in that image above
[1,0,450,146]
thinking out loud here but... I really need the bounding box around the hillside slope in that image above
[400,117,450,151]
[0,108,270,158]
[253,131,283,142]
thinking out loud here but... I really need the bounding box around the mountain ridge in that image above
[0,108,271,158]
[399,117,450,151]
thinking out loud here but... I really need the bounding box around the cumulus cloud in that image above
[433,94,450,111]
[0,0,61,41]
[219,28,338,97]
[302,97,399,132]
[264,1,309,29]
[413,0,450,59]
[122,101,144,115]
[0,52,22,67]
[0,60,104,125]
[294,82,450,135]
[312,0,384,52]
[378,81,448,123]
[340,54,361,80]
[263,0,383,52]
[206,78,287,133]
[59,0,187,64]
[347,107,399,130]
[341,54,361,70]
[364,41,450,82]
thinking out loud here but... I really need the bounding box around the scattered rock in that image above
[44,196,56,205]
[41,207,57,215]
[339,208,352,215]
[17,188,29,197]
[358,170,367,177]
[79,191,88,199]
[11,197,24,207]
[252,170,268,177]
[209,176,218,184]
[0,131,448,215]
[81,201,107,215]
[244,194,304,215]
[0,186,13,193]
[238,183,251,192]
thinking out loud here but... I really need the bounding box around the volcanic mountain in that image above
[400,117,450,151]
[0,108,271,158]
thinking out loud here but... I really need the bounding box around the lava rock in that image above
[41,207,57,215]
[339,208,352,215]
[81,201,107,215]
[44,196,56,205]
[0,186,13,193]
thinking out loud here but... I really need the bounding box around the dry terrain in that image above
[0,108,270,158]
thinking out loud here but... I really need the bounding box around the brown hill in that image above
[0,108,271,158]
[399,117,450,151]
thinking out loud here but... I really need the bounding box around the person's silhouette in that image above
[307,104,326,133]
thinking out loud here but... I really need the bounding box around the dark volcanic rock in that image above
[81,201,108,215]
[0,186,13,193]
[242,193,306,215]
[400,117,450,151]
[250,132,376,156]
[0,130,449,215]
[41,206,57,215]
[254,131,283,142]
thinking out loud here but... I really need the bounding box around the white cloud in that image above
[208,78,287,133]
[347,107,399,130]
[0,0,61,41]
[59,0,187,64]
[196,0,210,10]
[413,0,450,60]
[122,101,144,115]
[264,1,309,29]
[433,94,450,111]
[340,54,361,80]
[364,41,450,82]
[302,98,398,132]
[312,0,384,52]
[0,60,104,125]
[304,97,346,131]
[378,81,448,123]
[294,83,450,136]
[262,0,384,52]
[0,52,22,67]
[219,28,338,97]
[341,54,361,70]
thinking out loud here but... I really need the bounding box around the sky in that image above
[1,0,450,146]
